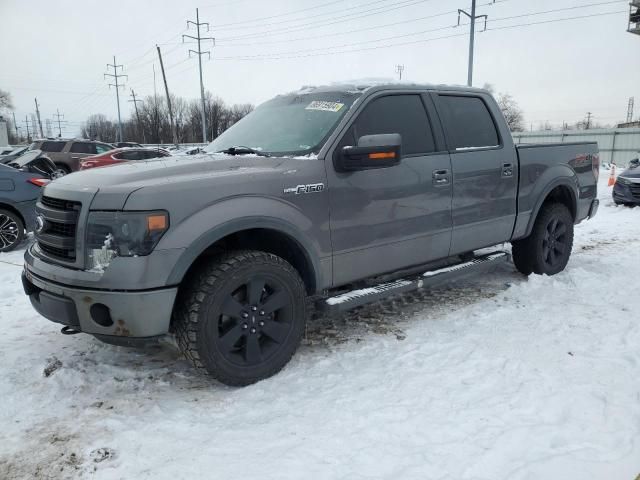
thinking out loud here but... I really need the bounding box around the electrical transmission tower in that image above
[627,97,635,123]
[104,56,127,142]
[458,0,495,86]
[183,8,215,143]
[129,89,145,143]
[22,116,31,142]
[53,109,66,137]
[395,64,405,81]
[585,112,593,130]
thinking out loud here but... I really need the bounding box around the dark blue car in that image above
[613,158,640,206]
[0,150,56,252]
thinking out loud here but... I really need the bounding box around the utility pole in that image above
[156,45,178,145]
[585,112,593,130]
[626,97,635,123]
[183,8,215,143]
[395,64,405,81]
[458,0,494,86]
[53,109,65,137]
[129,89,145,143]
[104,55,127,142]
[22,116,31,142]
[34,98,44,137]
[11,111,19,139]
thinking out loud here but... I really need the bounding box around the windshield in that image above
[204,91,361,156]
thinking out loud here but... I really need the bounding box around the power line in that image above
[217,0,438,42]
[213,9,627,61]
[104,55,128,142]
[53,109,67,137]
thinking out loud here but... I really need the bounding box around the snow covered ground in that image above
[1,175,639,480]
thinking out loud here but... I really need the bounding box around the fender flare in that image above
[165,215,324,290]
[524,176,578,238]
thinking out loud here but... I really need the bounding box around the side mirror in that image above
[337,133,402,172]
[629,158,640,169]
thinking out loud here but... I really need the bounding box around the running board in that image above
[320,251,510,314]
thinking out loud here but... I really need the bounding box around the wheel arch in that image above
[0,202,26,228]
[167,218,322,295]
[524,180,578,238]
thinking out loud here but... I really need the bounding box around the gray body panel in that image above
[0,163,45,230]
[23,83,599,340]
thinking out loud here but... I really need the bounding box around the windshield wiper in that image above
[216,146,270,157]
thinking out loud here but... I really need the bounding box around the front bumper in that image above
[613,183,640,204]
[22,266,178,341]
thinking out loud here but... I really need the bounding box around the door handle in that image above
[502,163,514,177]
[432,169,450,186]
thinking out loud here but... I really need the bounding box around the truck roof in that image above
[285,81,489,96]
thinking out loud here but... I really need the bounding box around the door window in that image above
[69,142,96,154]
[40,141,66,152]
[342,94,436,155]
[437,95,500,150]
[95,144,112,154]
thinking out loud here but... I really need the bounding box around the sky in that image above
[1,0,639,138]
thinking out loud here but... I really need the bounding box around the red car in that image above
[79,148,170,170]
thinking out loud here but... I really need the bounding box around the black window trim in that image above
[333,90,447,161]
[432,91,504,154]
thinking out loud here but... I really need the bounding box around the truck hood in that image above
[46,153,320,210]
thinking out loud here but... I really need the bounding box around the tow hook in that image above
[61,326,81,335]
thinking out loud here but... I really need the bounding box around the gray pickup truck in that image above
[22,83,600,385]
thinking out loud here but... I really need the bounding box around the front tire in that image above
[511,203,574,276]
[173,250,307,386]
[0,209,25,252]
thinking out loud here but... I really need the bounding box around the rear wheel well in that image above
[0,203,26,229]
[542,185,576,221]
[180,228,317,295]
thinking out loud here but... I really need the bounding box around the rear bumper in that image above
[22,267,177,341]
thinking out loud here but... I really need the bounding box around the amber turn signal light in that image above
[368,152,396,160]
[147,214,168,231]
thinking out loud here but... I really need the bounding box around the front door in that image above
[432,93,518,255]
[326,92,453,286]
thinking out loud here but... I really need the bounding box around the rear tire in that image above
[511,203,574,276]
[0,209,25,252]
[173,250,307,386]
[54,163,71,176]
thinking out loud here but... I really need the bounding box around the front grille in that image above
[41,196,81,212]
[39,243,76,260]
[36,196,82,263]
[629,184,640,199]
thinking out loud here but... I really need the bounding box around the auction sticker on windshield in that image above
[305,101,344,112]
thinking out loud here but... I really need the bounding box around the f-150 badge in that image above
[283,183,325,195]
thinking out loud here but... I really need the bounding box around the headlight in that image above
[86,211,169,271]
[616,176,631,186]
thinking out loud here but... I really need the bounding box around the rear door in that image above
[326,92,453,285]
[432,92,518,254]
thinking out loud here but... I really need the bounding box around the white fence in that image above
[512,128,640,166]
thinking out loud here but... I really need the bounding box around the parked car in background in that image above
[0,146,15,156]
[79,147,171,170]
[613,155,640,206]
[29,138,114,174]
[113,142,145,149]
[0,145,29,164]
[0,150,56,252]
[174,146,204,156]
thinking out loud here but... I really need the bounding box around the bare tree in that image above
[0,89,13,111]
[497,93,524,132]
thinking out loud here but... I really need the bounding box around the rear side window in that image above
[437,95,500,150]
[115,151,141,160]
[70,142,96,154]
[350,94,436,155]
[40,141,66,153]
[95,144,112,154]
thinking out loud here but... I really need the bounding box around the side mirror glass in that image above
[337,133,402,172]
[629,158,639,169]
